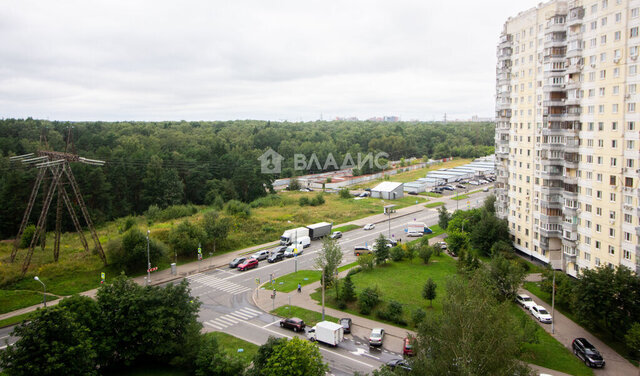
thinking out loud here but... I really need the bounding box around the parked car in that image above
[515,294,536,310]
[272,245,287,254]
[430,189,443,194]
[359,192,370,198]
[530,305,553,324]
[364,223,375,230]
[468,181,479,186]
[402,337,414,356]
[385,238,397,247]
[482,187,489,192]
[441,185,455,191]
[435,241,447,250]
[229,257,247,268]
[251,249,270,261]
[237,258,258,271]
[478,179,489,184]
[386,359,412,371]
[267,252,285,263]
[330,231,342,239]
[339,318,352,334]
[407,191,418,195]
[386,358,411,371]
[369,328,385,347]
[284,245,303,258]
[456,184,466,189]
[354,245,373,256]
[280,317,305,332]
[572,338,605,368]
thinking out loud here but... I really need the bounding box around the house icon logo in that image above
[258,148,284,174]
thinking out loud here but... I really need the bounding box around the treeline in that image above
[0,118,494,239]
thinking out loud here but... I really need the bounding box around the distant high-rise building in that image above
[495,0,639,276]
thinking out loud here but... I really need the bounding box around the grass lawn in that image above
[270,270,321,293]
[338,261,358,272]
[271,305,339,327]
[0,311,35,328]
[0,290,59,314]
[208,331,259,363]
[450,194,469,201]
[512,306,594,376]
[424,192,443,198]
[332,224,360,233]
[425,202,445,208]
[311,254,458,328]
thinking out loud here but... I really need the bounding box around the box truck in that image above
[307,321,344,347]
[306,222,332,240]
[280,227,310,245]
[406,221,432,237]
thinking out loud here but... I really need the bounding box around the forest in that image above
[0,118,494,239]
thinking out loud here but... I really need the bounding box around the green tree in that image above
[419,246,434,264]
[446,230,468,256]
[339,188,351,199]
[359,286,381,315]
[106,227,167,274]
[438,205,451,230]
[374,234,389,265]
[168,220,207,257]
[248,336,288,376]
[341,275,357,302]
[202,211,231,253]
[485,254,526,302]
[422,278,437,307]
[389,246,404,262]
[483,194,497,214]
[261,337,328,376]
[490,239,513,257]
[625,323,640,358]
[470,212,510,257]
[194,334,246,376]
[0,306,98,376]
[357,253,375,270]
[412,308,426,326]
[315,237,343,297]
[412,275,532,376]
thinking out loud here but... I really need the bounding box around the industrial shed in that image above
[403,181,427,194]
[371,181,404,199]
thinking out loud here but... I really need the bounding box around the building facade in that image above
[496,0,640,276]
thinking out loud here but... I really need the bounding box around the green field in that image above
[0,290,59,314]
[0,311,35,328]
[271,305,339,327]
[332,224,360,233]
[425,202,445,208]
[268,261,358,293]
[451,194,469,201]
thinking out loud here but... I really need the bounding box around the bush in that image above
[288,178,301,191]
[107,227,168,274]
[168,220,207,257]
[299,197,310,206]
[346,266,363,277]
[310,193,325,206]
[250,195,282,208]
[146,204,198,222]
[341,275,357,302]
[418,246,434,264]
[337,300,347,310]
[390,246,404,262]
[357,254,375,271]
[412,308,426,326]
[225,200,251,218]
[118,216,137,234]
[339,188,351,199]
[359,286,381,315]
[19,224,37,248]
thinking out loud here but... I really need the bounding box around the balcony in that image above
[563,189,578,200]
[546,22,566,33]
[564,176,578,185]
[565,64,583,74]
[565,80,581,90]
[543,99,567,107]
[541,185,564,195]
[563,158,579,169]
[566,47,583,59]
[540,199,563,209]
[564,205,578,216]
[563,246,577,262]
[545,39,567,49]
[563,220,578,233]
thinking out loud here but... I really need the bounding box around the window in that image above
[592,4,598,14]
[611,193,617,202]
[602,18,608,27]
[597,173,603,182]
[613,103,619,113]
[616,12,622,23]
[624,250,632,260]
[633,8,639,18]
[615,30,621,40]
[612,140,617,148]
[609,245,615,255]
[614,67,620,77]
[585,204,593,212]
[610,210,616,219]
[631,65,638,75]
[629,121,636,130]
[596,190,603,199]
[626,177,634,187]
[613,85,620,94]
[632,27,639,38]
[610,176,617,185]
[599,104,605,113]
[628,140,635,149]
[600,69,606,79]
[612,122,618,130]
[630,84,637,94]
[598,122,604,131]
[611,157,618,166]
[596,240,601,249]
[597,208,603,216]
[631,46,639,57]
[628,103,636,112]
[625,232,632,242]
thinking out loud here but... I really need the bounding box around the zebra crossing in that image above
[187,273,251,295]
[203,307,263,330]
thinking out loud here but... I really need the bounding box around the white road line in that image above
[228,311,252,320]
[204,321,225,330]
[0,335,9,340]
[241,307,262,315]
[240,320,375,368]
[230,310,254,319]
[216,316,239,325]
[262,319,281,328]
[0,345,7,350]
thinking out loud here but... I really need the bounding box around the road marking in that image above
[240,320,375,368]
[228,311,251,320]
[262,319,281,328]
[242,307,262,315]
[188,274,251,294]
[216,316,239,325]
[204,321,224,330]
[0,335,9,340]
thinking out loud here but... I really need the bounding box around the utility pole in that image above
[146,230,151,286]
[321,268,325,321]
[34,276,46,307]
[551,269,556,334]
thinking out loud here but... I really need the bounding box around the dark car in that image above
[280,317,305,332]
[456,184,466,189]
[237,258,258,271]
[430,189,443,194]
[229,257,247,268]
[339,318,352,334]
[330,231,342,239]
[267,252,285,263]
[386,359,411,371]
[572,338,605,368]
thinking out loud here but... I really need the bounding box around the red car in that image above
[403,337,414,356]
[238,258,258,271]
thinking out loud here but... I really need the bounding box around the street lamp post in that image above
[34,276,46,307]
[321,268,325,321]
[146,229,151,286]
[551,269,556,334]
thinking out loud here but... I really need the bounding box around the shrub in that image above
[412,308,426,326]
[390,246,404,262]
[118,216,137,234]
[359,287,381,315]
[299,197,310,206]
[19,224,37,248]
[377,300,406,326]
[250,195,282,208]
[339,188,351,199]
[346,266,363,277]
[357,254,375,271]
[341,275,357,302]
[146,204,198,222]
[168,220,207,257]
[107,227,168,274]
[418,246,434,264]
[225,200,251,218]
[337,300,347,310]
[288,178,301,191]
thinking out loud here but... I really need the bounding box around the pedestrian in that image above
[297,283,301,293]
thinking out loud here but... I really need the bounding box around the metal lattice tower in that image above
[9,129,107,275]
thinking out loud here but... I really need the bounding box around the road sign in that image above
[101,272,105,280]
[147,267,158,272]
[255,278,260,285]
[197,247,202,255]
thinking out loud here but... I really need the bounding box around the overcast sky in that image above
[0,0,541,122]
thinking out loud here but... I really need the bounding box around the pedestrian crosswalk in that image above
[187,274,251,295]
[203,307,263,330]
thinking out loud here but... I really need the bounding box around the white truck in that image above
[407,221,430,237]
[306,222,332,240]
[307,321,344,347]
[280,227,310,245]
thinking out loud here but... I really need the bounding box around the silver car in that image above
[251,249,270,261]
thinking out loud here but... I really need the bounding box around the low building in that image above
[371,181,404,200]
[403,181,427,194]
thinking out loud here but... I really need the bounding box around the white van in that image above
[296,236,311,248]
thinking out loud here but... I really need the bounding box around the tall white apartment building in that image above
[495,0,640,276]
